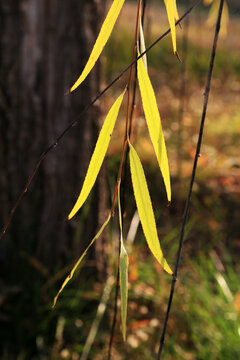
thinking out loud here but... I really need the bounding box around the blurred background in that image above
[0,0,240,359]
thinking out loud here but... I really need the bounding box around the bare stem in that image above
[107,1,141,358]
[110,0,141,216]
[156,0,224,358]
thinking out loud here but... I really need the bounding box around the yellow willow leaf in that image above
[173,0,179,21]
[52,213,111,308]
[129,144,172,275]
[118,184,128,341]
[70,0,125,93]
[139,7,148,71]
[68,90,125,220]
[137,55,171,202]
[164,0,177,54]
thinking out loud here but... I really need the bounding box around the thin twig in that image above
[0,0,201,241]
[156,0,225,358]
[107,18,141,358]
[121,0,147,226]
[108,0,142,357]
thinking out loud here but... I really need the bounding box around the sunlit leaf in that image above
[70,0,125,93]
[68,90,125,220]
[137,55,171,202]
[173,0,179,22]
[164,0,179,54]
[52,213,111,308]
[129,144,172,274]
[118,184,128,341]
[139,7,148,71]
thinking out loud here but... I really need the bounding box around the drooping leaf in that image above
[137,55,171,202]
[164,0,178,54]
[118,184,128,341]
[52,213,111,308]
[68,90,125,220]
[129,144,172,274]
[173,0,179,23]
[70,0,125,93]
[139,7,148,71]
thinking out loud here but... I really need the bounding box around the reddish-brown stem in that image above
[110,0,141,216]
[124,0,141,140]
[110,139,127,215]
[107,1,142,359]
[129,65,138,138]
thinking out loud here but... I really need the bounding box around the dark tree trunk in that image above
[0,0,107,267]
[0,0,108,356]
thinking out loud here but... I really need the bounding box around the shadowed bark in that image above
[0,0,107,271]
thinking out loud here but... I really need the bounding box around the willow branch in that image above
[0,0,201,241]
[107,0,142,357]
[156,0,225,358]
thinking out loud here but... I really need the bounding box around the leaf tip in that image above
[174,51,182,63]
[68,208,77,221]
[69,82,79,93]
[160,257,173,275]
[67,211,73,221]
[52,297,57,309]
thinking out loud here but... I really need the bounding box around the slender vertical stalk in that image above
[110,0,142,214]
[122,0,146,217]
[107,1,142,358]
[156,1,225,358]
